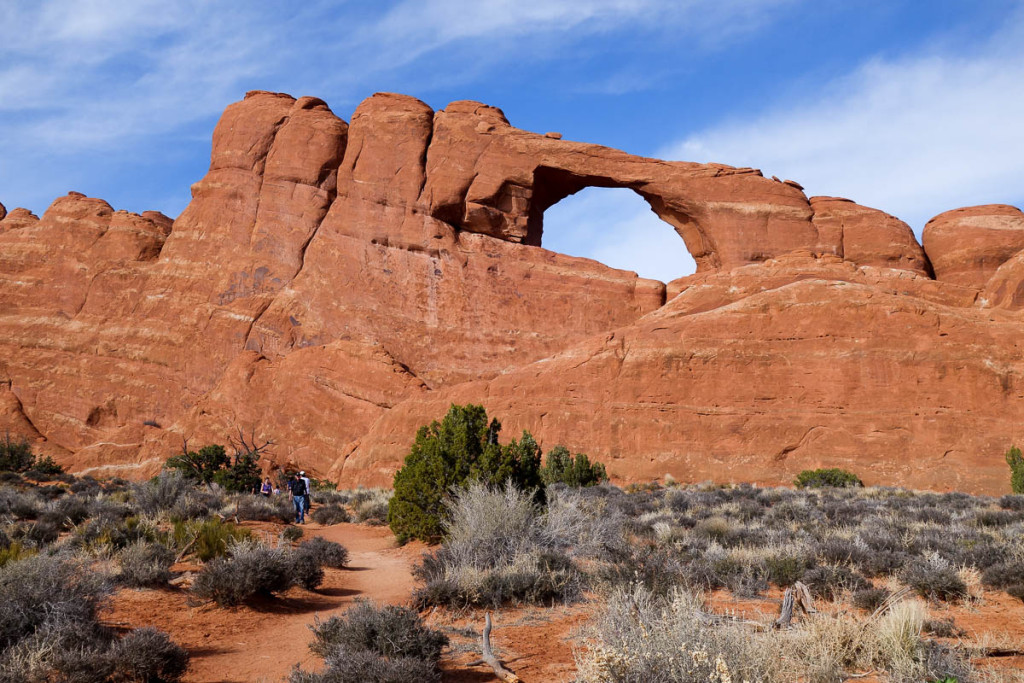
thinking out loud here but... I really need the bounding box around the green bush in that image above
[794,468,863,489]
[166,444,229,484]
[0,433,34,472]
[1006,446,1024,494]
[31,455,65,475]
[540,445,608,487]
[172,518,252,561]
[388,404,542,543]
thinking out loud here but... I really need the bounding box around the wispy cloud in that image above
[0,0,794,216]
[661,11,1024,231]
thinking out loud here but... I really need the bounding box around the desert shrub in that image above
[980,559,1024,589]
[800,565,869,601]
[575,583,777,683]
[0,554,110,675]
[292,601,448,683]
[168,491,218,521]
[975,508,1024,527]
[815,536,867,566]
[1006,445,1024,494]
[118,541,175,587]
[544,486,626,559]
[289,546,325,591]
[133,471,191,517]
[388,404,547,543]
[172,518,252,561]
[0,434,35,472]
[852,587,890,612]
[765,549,816,587]
[110,627,189,682]
[998,493,1024,511]
[73,515,162,553]
[1007,584,1024,603]
[281,525,304,542]
[229,493,293,523]
[0,487,41,520]
[297,537,349,569]
[54,494,93,527]
[0,473,21,487]
[601,543,689,596]
[856,549,912,578]
[191,541,292,605]
[902,556,968,602]
[312,503,350,525]
[923,617,963,638]
[35,483,66,499]
[316,490,352,506]
[794,468,863,489]
[539,445,608,487]
[20,516,62,545]
[354,498,389,525]
[70,477,102,495]
[412,482,586,608]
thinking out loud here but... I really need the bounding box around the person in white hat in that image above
[299,471,312,515]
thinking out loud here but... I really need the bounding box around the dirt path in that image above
[107,522,425,683]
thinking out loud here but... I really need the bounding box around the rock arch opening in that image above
[531,178,697,283]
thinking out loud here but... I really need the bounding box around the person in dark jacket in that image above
[289,474,308,524]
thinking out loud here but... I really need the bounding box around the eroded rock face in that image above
[1,90,1022,494]
[924,205,1024,290]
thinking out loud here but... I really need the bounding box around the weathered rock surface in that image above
[924,204,1024,289]
[1,90,1022,494]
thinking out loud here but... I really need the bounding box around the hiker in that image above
[260,477,272,497]
[289,473,308,524]
[300,470,312,514]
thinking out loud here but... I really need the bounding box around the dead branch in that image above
[480,612,520,683]
[229,427,274,457]
[174,531,200,563]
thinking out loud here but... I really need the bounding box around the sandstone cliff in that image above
[1,91,1022,494]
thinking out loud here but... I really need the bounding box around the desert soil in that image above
[106,520,1024,682]
[105,520,586,682]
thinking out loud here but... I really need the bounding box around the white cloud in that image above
[0,0,793,215]
[542,187,697,282]
[661,17,1024,231]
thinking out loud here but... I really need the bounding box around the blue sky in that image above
[2,1,1022,282]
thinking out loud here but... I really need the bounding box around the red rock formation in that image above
[810,196,930,275]
[924,204,1024,289]
[1,90,1022,494]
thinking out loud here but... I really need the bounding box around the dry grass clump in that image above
[574,583,779,683]
[312,503,350,525]
[413,481,597,608]
[117,539,175,587]
[576,584,973,683]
